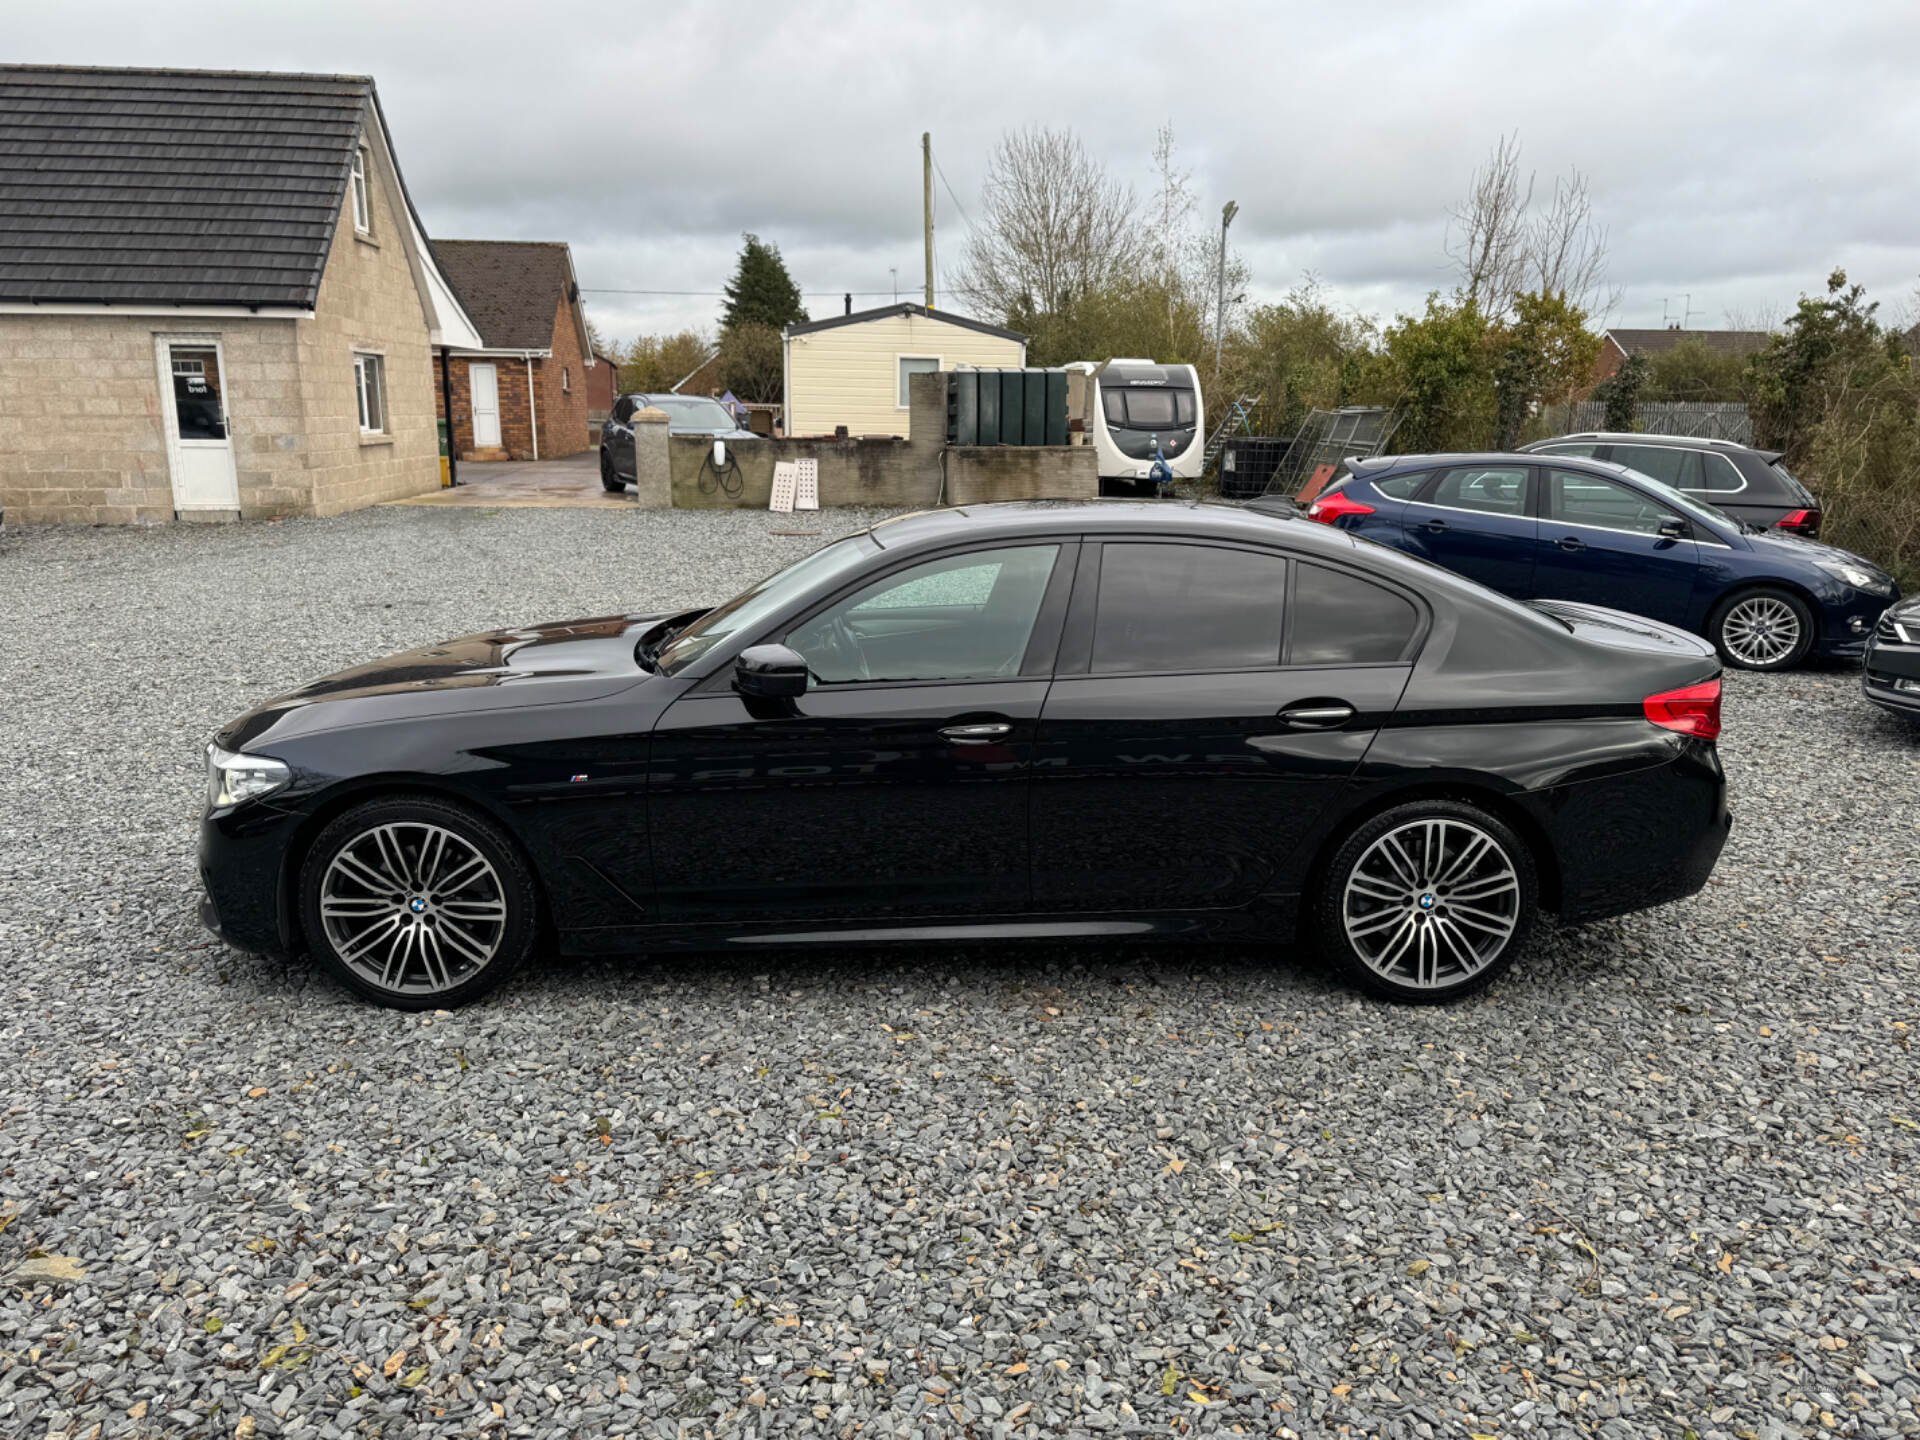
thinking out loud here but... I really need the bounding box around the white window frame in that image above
[562,365,571,394]
[896,354,941,409]
[350,146,372,234]
[353,351,387,435]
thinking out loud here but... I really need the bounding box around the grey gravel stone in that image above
[0,504,1917,1439]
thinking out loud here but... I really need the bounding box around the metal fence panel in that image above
[1544,401,1754,445]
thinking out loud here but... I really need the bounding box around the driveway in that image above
[0,503,1915,1439]
[387,449,628,509]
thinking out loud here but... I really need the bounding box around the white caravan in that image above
[1069,359,1206,494]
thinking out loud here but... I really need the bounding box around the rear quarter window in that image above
[1371,470,1428,499]
[1290,564,1419,665]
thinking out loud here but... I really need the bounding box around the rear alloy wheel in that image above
[300,797,537,1009]
[1315,800,1537,1003]
[1709,586,1812,671]
[600,449,625,492]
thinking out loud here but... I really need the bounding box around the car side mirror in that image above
[734,643,808,698]
[1658,517,1689,539]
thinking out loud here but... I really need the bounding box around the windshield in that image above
[1102,387,1196,430]
[656,534,878,674]
[650,396,739,432]
[1611,465,1735,531]
[1770,460,1817,504]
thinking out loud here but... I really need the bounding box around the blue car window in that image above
[1372,470,1428,499]
[1547,470,1679,536]
[1430,467,1529,516]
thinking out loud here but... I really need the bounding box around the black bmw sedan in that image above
[200,502,1732,1008]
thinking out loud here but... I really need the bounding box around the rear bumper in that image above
[1538,740,1731,924]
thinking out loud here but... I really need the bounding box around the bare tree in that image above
[1528,169,1614,316]
[1446,132,1531,314]
[1447,134,1613,318]
[952,126,1149,321]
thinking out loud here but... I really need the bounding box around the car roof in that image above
[1521,432,1760,455]
[862,498,1358,555]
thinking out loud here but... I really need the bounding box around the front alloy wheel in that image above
[1317,801,1537,1002]
[301,798,536,1008]
[600,449,625,492]
[1710,587,1811,671]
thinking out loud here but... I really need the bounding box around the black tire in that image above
[1312,799,1538,1004]
[600,449,625,492]
[298,795,538,1010]
[1707,585,1814,671]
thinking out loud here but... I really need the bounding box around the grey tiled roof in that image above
[431,241,574,351]
[0,65,372,309]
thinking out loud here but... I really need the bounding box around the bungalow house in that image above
[430,240,597,461]
[1590,327,1773,384]
[782,302,1027,438]
[0,64,483,524]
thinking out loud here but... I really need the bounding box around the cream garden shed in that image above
[782,303,1027,438]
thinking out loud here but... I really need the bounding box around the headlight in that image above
[205,743,291,810]
[1814,559,1894,596]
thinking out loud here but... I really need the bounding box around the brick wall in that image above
[535,295,591,458]
[437,356,535,461]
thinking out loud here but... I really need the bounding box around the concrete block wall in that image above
[298,147,442,516]
[665,368,1092,509]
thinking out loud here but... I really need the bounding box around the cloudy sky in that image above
[11,0,1920,345]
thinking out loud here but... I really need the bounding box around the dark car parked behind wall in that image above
[200,501,1731,1011]
[1863,594,1920,717]
[1295,452,1896,670]
[1519,433,1822,537]
[601,393,754,491]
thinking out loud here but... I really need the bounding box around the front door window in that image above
[787,545,1060,684]
[169,346,227,440]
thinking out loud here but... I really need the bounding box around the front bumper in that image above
[1863,633,1920,714]
[1814,589,1899,658]
[198,801,307,953]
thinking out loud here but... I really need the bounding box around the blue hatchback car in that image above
[1289,453,1898,671]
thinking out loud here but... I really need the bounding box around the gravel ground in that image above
[0,504,1916,1440]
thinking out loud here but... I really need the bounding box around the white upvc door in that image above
[155,336,240,511]
[470,362,501,448]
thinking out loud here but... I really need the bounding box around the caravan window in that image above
[1102,388,1196,429]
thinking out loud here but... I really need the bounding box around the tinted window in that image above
[1612,444,1702,491]
[1093,543,1285,673]
[1698,452,1745,492]
[1538,442,1600,457]
[1373,470,1428,499]
[612,396,635,423]
[788,545,1058,684]
[1769,460,1816,504]
[1291,565,1418,665]
[1547,470,1678,536]
[1429,466,1529,515]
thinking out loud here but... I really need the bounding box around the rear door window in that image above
[1372,470,1428,499]
[1697,452,1746,492]
[1427,466,1530,515]
[1290,565,1419,665]
[1092,543,1286,673]
[1612,444,1703,491]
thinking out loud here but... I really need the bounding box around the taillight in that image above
[1775,509,1821,535]
[1644,679,1722,740]
[1305,491,1376,525]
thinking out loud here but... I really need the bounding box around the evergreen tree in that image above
[720,234,807,331]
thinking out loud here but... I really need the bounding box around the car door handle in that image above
[1424,519,1449,533]
[1556,536,1587,552]
[940,722,1011,744]
[1277,704,1354,729]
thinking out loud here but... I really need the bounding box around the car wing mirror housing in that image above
[1659,517,1689,539]
[734,643,809,698]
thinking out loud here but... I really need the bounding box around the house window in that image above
[562,366,571,393]
[351,146,372,233]
[354,352,387,434]
[898,355,940,407]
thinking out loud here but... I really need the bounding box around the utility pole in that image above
[1213,200,1238,382]
[922,132,935,309]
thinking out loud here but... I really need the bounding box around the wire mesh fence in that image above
[1216,437,1292,499]
[1260,407,1403,498]
[1541,401,1754,444]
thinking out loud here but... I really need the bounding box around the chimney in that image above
[844,293,852,315]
